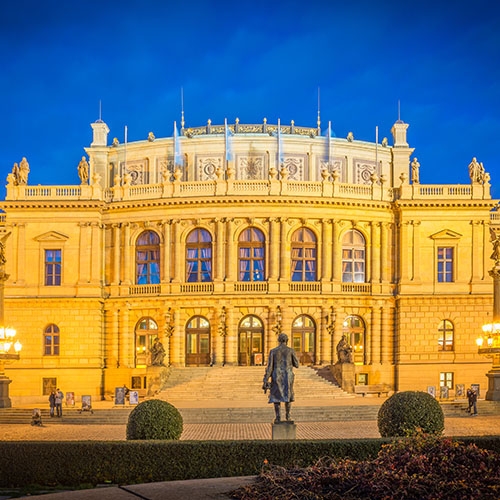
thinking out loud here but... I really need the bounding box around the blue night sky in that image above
[1,0,499,196]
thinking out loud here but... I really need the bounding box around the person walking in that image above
[468,387,478,416]
[48,391,56,418]
[55,388,64,417]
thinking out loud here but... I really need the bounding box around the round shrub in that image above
[377,391,444,437]
[126,399,183,440]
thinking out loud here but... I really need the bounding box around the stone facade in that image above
[0,118,496,404]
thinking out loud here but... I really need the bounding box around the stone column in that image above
[332,220,340,281]
[226,219,236,282]
[269,218,279,281]
[112,224,121,285]
[380,222,390,283]
[122,223,131,284]
[214,218,224,281]
[119,308,131,368]
[161,221,171,283]
[279,218,288,281]
[91,222,101,284]
[172,220,182,282]
[16,223,26,285]
[321,219,333,281]
[381,305,391,364]
[78,222,91,284]
[371,302,382,364]
[371,221,381,284]
[412,221,421,282]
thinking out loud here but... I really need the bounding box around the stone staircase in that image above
[159,365,353,405]
[1,366,498,425]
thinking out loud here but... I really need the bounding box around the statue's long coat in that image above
[264,343,299,403]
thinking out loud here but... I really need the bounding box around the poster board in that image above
[129,391,139,405]
[439,386,449,400]
[65,392,75,406]
[427,386,436,398]
[455,384,465,398]
[471,383,480,397]
[114,386,126,405]
[81,395,92,411]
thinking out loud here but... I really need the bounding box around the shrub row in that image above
[0,437,499,488]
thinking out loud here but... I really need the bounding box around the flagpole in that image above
[375,125,378,170]
[277,118,281,168]
[124,125,128,178]
[328,120,332,168]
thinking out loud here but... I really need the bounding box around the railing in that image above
[129,285,161,295]
[234,282,269,292]
[180,283,214,294]
[341,283,372,294]
[289,282,322,292]
[5,179,490,203]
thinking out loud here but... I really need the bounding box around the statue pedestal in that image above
[332,362,355,393]
[272,421,296,440]
[0,376,12,408]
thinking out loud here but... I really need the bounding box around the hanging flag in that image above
[224,118,233,162]
[277,118,283,167]
[173,121,183,168]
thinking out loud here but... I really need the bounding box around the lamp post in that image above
[0,233,22,408]
[476,229,500,401]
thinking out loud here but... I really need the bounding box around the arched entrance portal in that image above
[238,315,264,366]
[185,316,211,366]
[292,314,316,365]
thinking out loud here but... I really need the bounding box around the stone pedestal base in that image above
[272,421,296,440]
[332,362,355,393]
[485,370,500,401]
[0,376,12,408]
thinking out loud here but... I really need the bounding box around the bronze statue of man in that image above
[263,333,299,423]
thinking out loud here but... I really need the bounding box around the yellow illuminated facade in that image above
[1,116,497,404]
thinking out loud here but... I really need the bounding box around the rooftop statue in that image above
[262,333,299,423]
[78,156,89,185]
[469,157,485,184]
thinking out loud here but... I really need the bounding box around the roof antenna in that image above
[317,86,321,133]
[181,87,185,133]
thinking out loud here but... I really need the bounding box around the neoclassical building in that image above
[1,115,497,403]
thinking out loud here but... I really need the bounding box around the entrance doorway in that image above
[186,316,211,366]
[238,315,264,366]
[292,314,316,365]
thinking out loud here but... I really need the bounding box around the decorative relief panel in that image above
[120,160,149,185]
[157,157,186,181]
[237,155,266,180]
[354,159,379,185]
[317,156,346,182]
[281,155,306,181]
[196,155,223,181]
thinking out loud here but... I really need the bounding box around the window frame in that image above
[135,230,161,285]
[437,246,454,283]
[44,249,62,286]
[43,324,60,356]
[341,229,366,283]
[186,228,213,283]
[290,227,317,282]
[238,227,265,282]
[438,319,454,351]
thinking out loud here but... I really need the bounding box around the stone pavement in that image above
[2,414,500,499]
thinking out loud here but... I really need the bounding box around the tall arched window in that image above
[186,316,211,366]
[136,230,160,284]
[342,315,366,365]
[135,317,158,367]
[291,227,317,281]
[186,229,212,282]
[43,324,60,356]
[342,229,366,283]
[238,315,264,366]
[238,227,265,281]
[438,320,454,351]
[292,315,316,364]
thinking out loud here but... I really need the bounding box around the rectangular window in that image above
[42,377,57,396]
[437,247,453,282]
[440,372,454,389]
[45,249,62,286]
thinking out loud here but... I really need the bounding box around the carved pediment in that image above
[430,229,462,240]
[34,231,69,242]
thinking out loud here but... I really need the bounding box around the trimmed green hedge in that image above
[126,400,183,440]
[0,437,498,488]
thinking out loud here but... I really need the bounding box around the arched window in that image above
[238,228,265,281]
[136,231,160,284]
[292,315,316,364]
[342,229,366,283]
[342,315,366,365]
[186,229,212,282]
[186,316,211,366]
[438,320,454,351]
[43,324,60,356]
[135,317,158,367]
[291,227,317,281]
[238,315,264,366]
